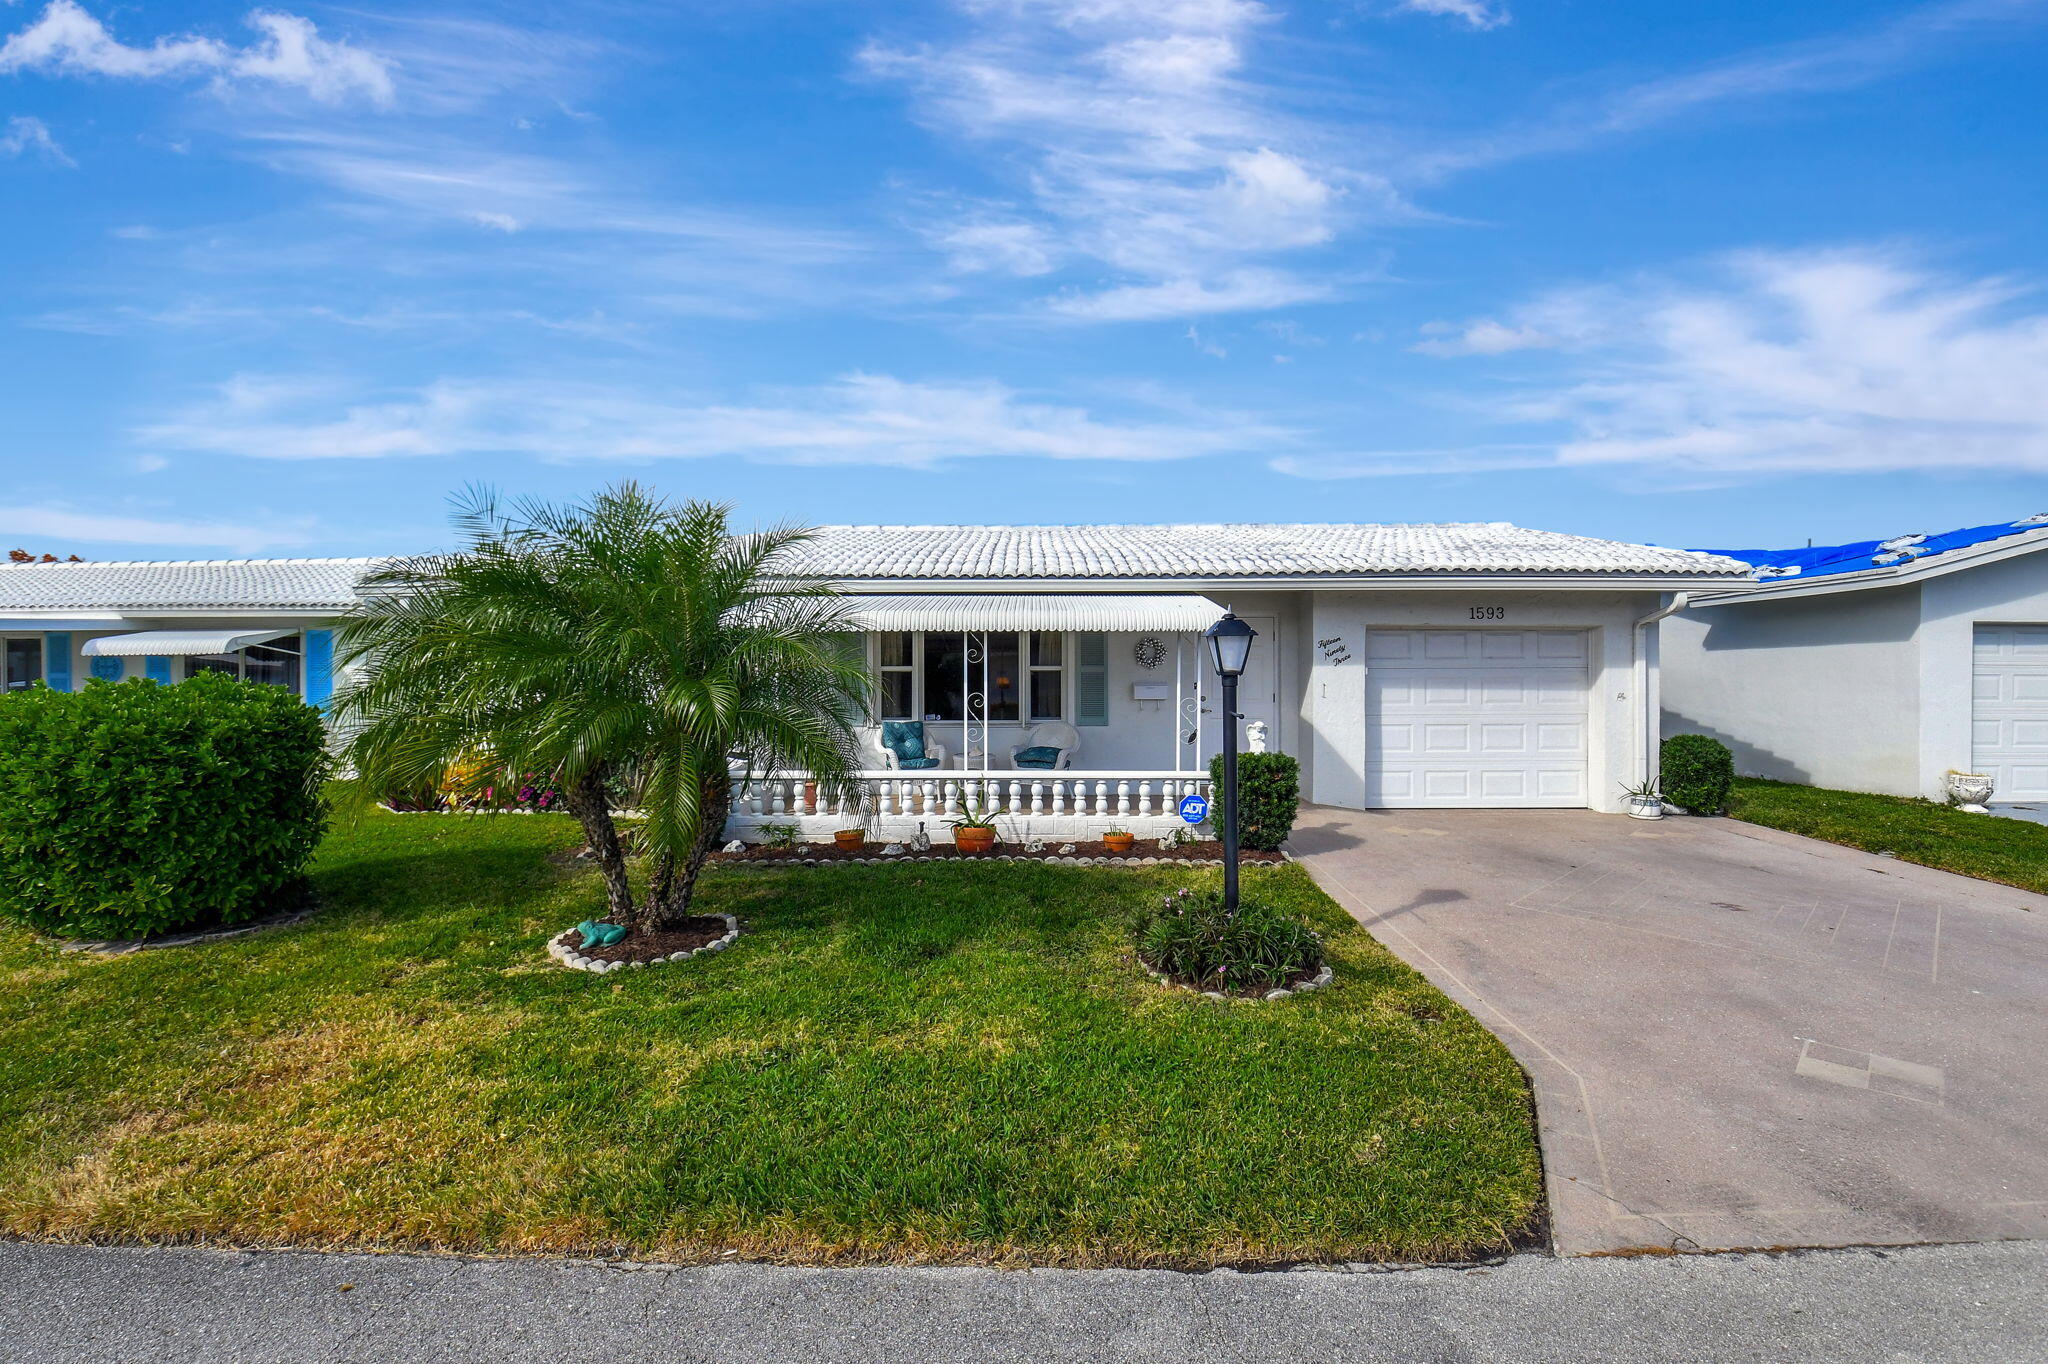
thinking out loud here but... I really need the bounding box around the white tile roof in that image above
[792,523,1751,581]
[0,557,388,612]
[0,524,1747,614]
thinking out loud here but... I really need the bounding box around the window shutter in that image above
[145,657,173,684]
[1075,632,1108,727]
[304,629,335,708]
[43,633,71,692]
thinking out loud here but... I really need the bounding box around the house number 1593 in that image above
[1468,606,1506,620]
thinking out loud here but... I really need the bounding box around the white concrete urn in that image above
[1944,771,1994,814]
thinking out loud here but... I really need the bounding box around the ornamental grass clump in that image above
[0,673,328,938]
[1135,886,1323,995]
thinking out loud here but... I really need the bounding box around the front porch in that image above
[727,591,1233,844]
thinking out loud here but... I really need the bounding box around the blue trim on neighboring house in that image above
[43,633,71,691]
[145,656,173,684]
[90,656,124,682]
[303,628,335,708]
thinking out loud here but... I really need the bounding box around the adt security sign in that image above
[1178,793,1210,825]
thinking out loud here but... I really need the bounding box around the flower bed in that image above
[709,838,1287,867]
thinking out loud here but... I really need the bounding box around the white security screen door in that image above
[1365,629,1591,808]
[1972,624,2048,802]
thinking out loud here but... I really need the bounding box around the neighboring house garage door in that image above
[1972,624,2048,802]
[1365,629,1590,808]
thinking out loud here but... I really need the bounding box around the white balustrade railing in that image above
[724,769,1215,841]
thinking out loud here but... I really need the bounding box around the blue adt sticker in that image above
[1178,793,1210,824]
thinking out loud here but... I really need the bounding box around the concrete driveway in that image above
[1291,806,2048,1256]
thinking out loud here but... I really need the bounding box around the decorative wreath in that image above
[1133,636,1168,669]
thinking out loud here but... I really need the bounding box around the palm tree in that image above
[333,483,869,932]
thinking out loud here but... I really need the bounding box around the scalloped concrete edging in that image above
[547,913,739,974]
[52,902,320,957]
[1143,960,1334,1003]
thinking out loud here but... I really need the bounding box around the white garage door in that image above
[1972,625,2048,802]
[1366,629,1590,808]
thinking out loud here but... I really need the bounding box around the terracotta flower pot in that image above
[1102,832,1136,855]
[954,827,995,855]
[834,829,866,852]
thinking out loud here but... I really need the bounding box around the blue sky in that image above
[3,0,2045,558]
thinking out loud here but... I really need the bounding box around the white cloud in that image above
[0,1,394,106]
[1272,446,1552,478]
[0,502,311,552]
[1426,0,2047,176]
[1044,268,1331,321]
[1412,318,1559,356]
[864,0,1391,319]
[1417,248,2048,479]
[0,112,69,163]
[138,372,1297,467]
[1396,0,1509,30]
[930,218,1059,276]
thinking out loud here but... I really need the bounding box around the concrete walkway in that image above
[2,1239,2043,1363]
[1291,806,2048,1256]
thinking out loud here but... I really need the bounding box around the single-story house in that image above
[1662,515,2048,805]
[0,523,1748,837]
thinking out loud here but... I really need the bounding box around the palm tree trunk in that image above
[564,766,636,927]
[649,850,676,909]
[653,771,732,929]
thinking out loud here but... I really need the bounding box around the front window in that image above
[188,635,303,692]
[880,631,1066,724]
[4,638,41,691]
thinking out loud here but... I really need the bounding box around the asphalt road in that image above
[2,1239,2042,1363]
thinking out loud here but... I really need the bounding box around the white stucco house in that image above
[0,523,1748,838]
[1662,516,2048,806]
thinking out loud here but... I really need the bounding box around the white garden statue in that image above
[1245,719,1269,753]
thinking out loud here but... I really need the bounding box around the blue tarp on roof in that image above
[1698,514,2048,581]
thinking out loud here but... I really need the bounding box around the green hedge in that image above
[0,674,329,938]
[1208,751,1301,852]
[1661,733,1734,815]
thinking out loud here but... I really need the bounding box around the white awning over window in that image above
[839,594,1224,633]
[81,629,296,658]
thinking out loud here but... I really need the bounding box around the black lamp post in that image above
[1205,611,1257,910]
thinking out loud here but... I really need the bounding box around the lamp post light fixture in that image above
[1204,611,1258,910]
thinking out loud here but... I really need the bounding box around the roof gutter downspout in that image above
[1633,593,1692,789]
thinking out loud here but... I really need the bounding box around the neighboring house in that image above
[1663,515,2048,805]
[0,524,1747,835]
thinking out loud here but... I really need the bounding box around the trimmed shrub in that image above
[1134,887,1322,994]
[0,674,329,938]
[1207,750,1301,851]
[1661,733,1735,815]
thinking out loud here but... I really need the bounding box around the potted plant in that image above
[834,827,866,852]
[1102,828,1136,854]
[950,803,998,854]
[1620,779,1664,821]
[1944,770,1995,814]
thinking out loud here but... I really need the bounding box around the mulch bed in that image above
[571,916,731,964]
[709,839,1286,865]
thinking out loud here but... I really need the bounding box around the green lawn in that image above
[0,812,1541,1268]
[1730,778,2048,896]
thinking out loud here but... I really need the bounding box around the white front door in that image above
[1972,624,2048,801]
[1200,614,1280,764]
[1365,628,1591,808]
